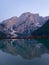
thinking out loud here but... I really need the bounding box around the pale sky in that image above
[0,0,49,22]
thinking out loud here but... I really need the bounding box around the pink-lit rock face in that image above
[0,12,49,34]
[2,16,18,29]
[15,12,45,33]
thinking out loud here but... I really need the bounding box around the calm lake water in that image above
[0,39,49,65]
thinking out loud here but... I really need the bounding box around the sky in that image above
[0,0,49,22]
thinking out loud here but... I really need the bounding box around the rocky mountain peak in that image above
[0,12,49,35]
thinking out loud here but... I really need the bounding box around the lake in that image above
[0,39,49,65]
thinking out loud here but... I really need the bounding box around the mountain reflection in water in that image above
[0,39,49,65]
[0,39,49,59]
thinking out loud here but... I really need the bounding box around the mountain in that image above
[0,16,18,38]
[13,12,44,33]
[44,16,49,21]
[13,12,49,35]
[31,19,49,36]
[2,16,18,29]
[0,12,49,38]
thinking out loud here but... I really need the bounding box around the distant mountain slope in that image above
[0,12,49,38]
[0,12,49,32]
[2,16,18,29]
[31,19,49,36]
[14,12,44,33]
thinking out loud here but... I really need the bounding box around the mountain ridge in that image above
[0,12,49,38]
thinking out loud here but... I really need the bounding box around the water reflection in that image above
[0,39,49,65]
[0,39,49,59]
